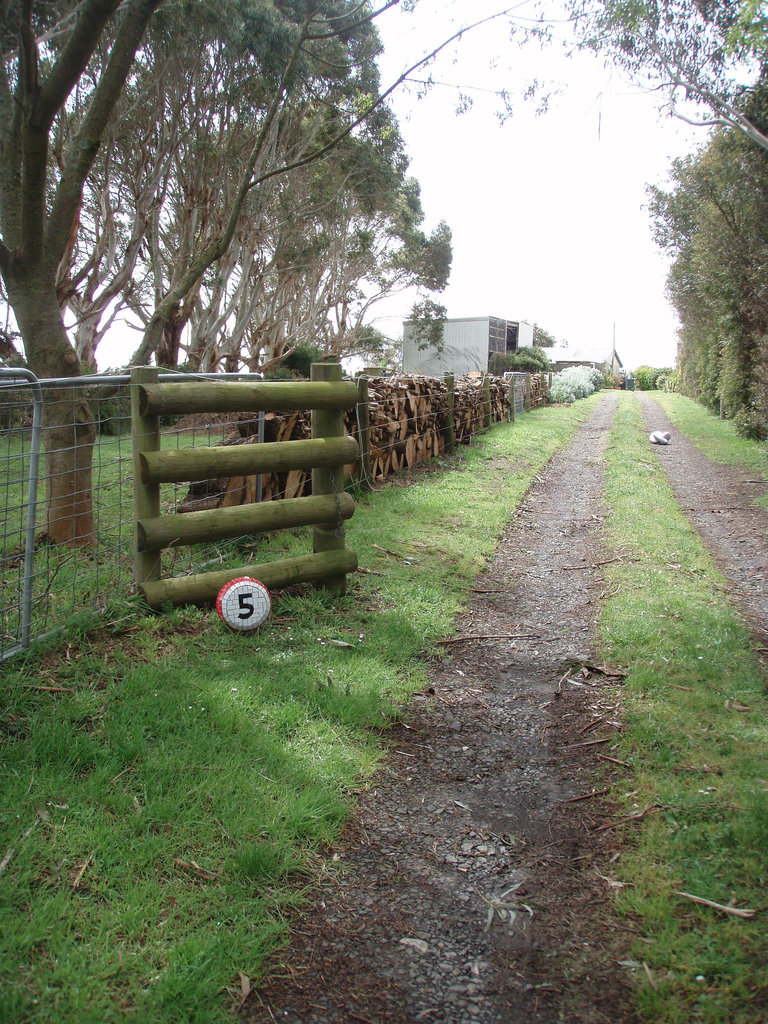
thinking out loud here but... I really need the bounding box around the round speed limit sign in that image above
[216,577,271,632]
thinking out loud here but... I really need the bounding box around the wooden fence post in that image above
[524,373,532,413]
[357,375,372,492]
[508,376,516,423]
[443,373,455,453]
[131,366,161,589]
[311,361,347,594]
[482,374,492,429]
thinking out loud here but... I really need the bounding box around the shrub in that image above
[657,370,681,393]
[548,365,602,404]
[634,365,674,391]
[732,406,767,441]
[489,346,551,375]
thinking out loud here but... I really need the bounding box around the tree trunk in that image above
[156,302,184,368]
[6,268,96,547]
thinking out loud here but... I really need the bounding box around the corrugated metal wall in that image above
[402,317,490,376]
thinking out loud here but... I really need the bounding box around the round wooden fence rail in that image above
[130,363,359,607]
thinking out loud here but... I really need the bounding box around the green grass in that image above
[0,396,601,1024]
[600,393,768,1023]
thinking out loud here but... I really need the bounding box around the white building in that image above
[402,316,533,377]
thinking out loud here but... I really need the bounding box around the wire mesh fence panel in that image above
[0,373,274,658]
[0,369,536,659]
[511,373,528,417]
[0,377,137,659]
[0,374,40,659]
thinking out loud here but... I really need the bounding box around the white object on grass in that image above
[216,577,271,631]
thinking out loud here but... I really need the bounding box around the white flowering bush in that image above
[548,366,603,404]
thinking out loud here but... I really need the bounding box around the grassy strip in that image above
[0,396,601,1024]
[649,392,768,479]
[601,393,768,1024]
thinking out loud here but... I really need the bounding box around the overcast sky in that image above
[372,1,707,371]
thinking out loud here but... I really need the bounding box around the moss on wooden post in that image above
[131,367,161,588]
[443,373,455,453]
[524,373,532,413]
[137,493,355,552]
[508,376,516,423]
[139,380,359,416]
[311,362,348,594]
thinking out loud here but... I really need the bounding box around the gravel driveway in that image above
[247,392,768,1024]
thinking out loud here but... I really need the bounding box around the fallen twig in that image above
[72,853,94,889]
[563,736,612,749]
[581,662,627,679]
[0,811,46,876]
[643,962,659,992]
[577,714,610,736]
[594,804,661,833]
[675,891,757,918]
[372,543,403,558]
[23,684,75,694]
[174,858,219,882]
[436,633,539,644]
[565,787,610,804]
[673,764,722,775]
[598,753,631,768]
[560,556,624,571]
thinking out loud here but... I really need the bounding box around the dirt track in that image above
[247,393,768,1024]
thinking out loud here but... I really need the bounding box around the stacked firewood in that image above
[178,374,513,512]
[530,373,546,408]
[452,376,509,443]
[362,375,447,480]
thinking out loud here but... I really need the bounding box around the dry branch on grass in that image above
[675,891,757,918]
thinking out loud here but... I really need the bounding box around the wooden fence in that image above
[131,363,359,608]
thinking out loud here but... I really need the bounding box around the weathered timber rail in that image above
[131,363,359,608]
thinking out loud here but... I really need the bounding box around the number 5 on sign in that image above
[216,577,271,631]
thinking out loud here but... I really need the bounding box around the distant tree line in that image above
[648,75,768,438]
[566,0,768,438]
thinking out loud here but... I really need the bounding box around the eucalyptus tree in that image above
[241,127,452,365]
[568,0,768,151]
[1,0,505,545]
[175,106,451,373]
[648,102,768,435]
[0,0,164,543]
[0,0,396,543]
